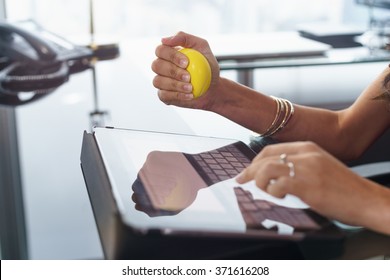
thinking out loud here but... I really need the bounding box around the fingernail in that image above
[179,59,188,68]
[235,172,244,183]
[183,93,194,100]
[161,36,175,42]
[183,84,192,92]
[182,74,190,82]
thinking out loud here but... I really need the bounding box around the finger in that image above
[157,90,194,105]
[151,58,191,82]
[153,75,193,94]
[254,143,302,160]
[160,32,220,87]
[236,157,288,187]
[253,141,319,161]
[266,177,294,198]
[161,31,210,52]
[155,44,189,69]
[253,160,297,189]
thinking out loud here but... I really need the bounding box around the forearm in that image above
[210,77,349,157]
[209,77,277,134]
[209,75,390,160]
[361,180,390,235]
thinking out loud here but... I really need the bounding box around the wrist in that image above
[204,77,230,113]
[205,77,277,133]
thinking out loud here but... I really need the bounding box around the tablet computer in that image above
[80,127,346,259]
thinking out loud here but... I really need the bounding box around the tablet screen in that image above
[93,127,328,238]
[94,127,249,232]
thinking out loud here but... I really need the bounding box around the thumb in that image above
[161,31,208,50]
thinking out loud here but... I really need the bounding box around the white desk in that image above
[210,32,390,88]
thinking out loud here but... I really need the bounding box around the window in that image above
[5,0,351,40]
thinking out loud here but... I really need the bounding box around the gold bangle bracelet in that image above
[261,97,285,137]
[260,97,294,137]
[274,99,290,132]
[272,98,294,135]
[259,96,281,137]
[280,99,294,129]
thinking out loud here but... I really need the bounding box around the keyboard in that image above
[234,186,320,231]
[184,143,253,185]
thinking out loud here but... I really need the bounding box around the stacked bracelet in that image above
[260,96,295,138]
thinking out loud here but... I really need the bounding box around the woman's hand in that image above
[151,31,220,110]
[236,141,390,233]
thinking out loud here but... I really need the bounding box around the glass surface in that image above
[94,127,248,232]
[93,127,338,239]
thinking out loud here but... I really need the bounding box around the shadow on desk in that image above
[213,229,390,260]
[341,231,390,260]
[228,230,390,260]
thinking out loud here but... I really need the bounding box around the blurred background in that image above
[1,0,390,259]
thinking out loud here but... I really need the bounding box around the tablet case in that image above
[80,130,345,260]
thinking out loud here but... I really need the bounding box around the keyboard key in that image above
[233,187,320,232]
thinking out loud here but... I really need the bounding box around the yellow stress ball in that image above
[179,48,212,98]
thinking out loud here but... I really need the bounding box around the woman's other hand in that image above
[236,141,390,234]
